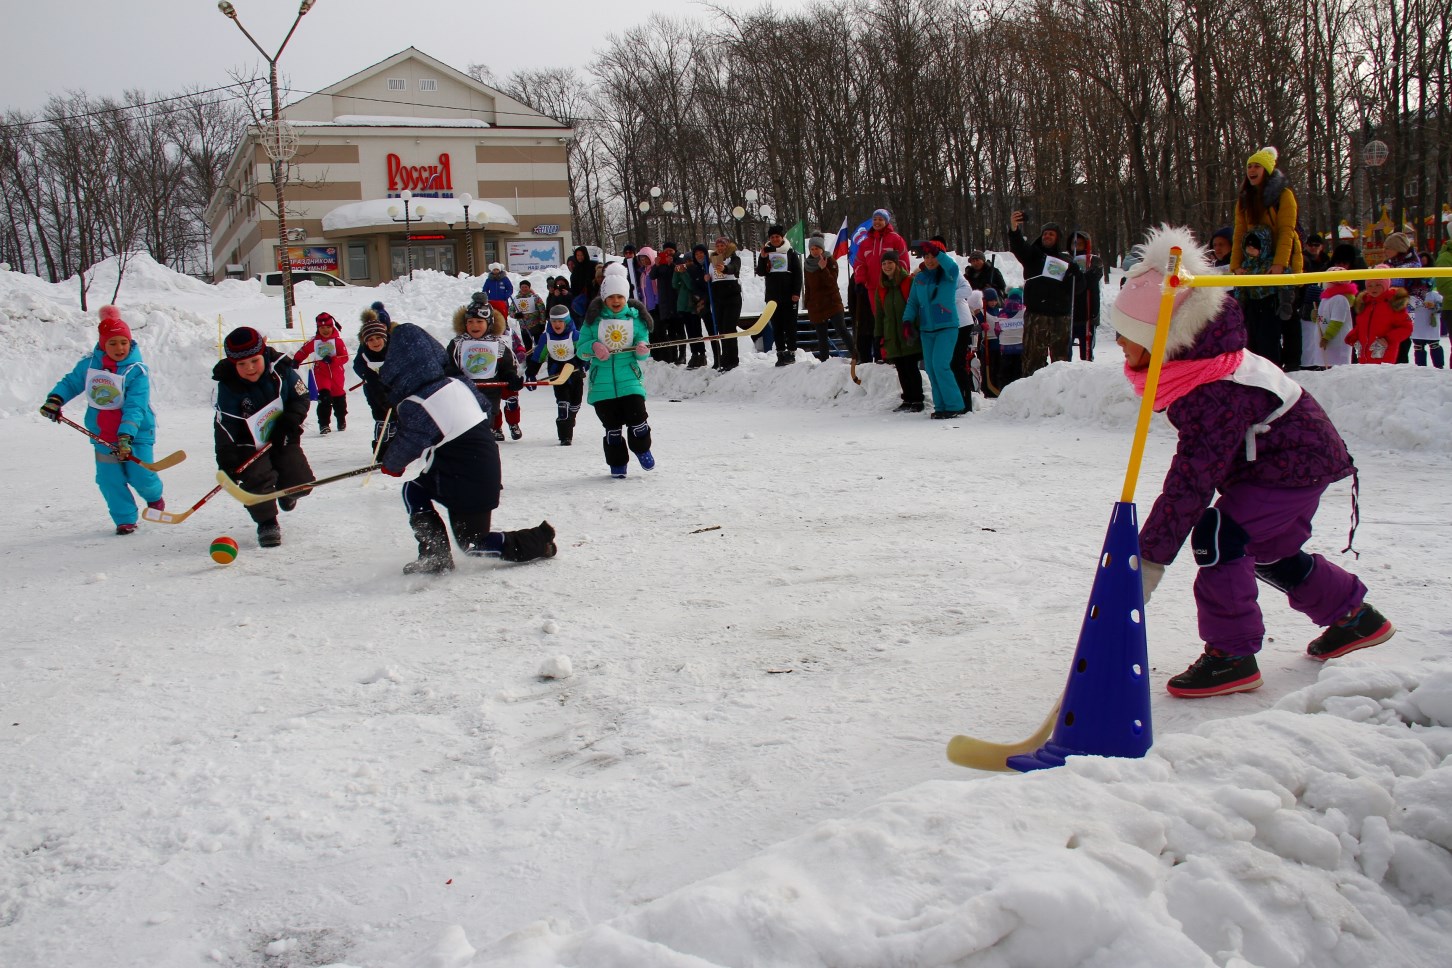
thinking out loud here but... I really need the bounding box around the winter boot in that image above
[500,521,557,562]
[688,352,707,370]
[116,523,137,536]
[147,498,166,512]
[775,351,791,367]
[610,464,628,478]
[509,423,523,441]
[1306,603,1395,660]
[492,427,505,441]
[257,519,283,548]
[637,450,655,470]
[336,415,346,432]
[319,423,331,435]
[1166,649,1261,698]
[403,510,454,575]
[892,402,915,413]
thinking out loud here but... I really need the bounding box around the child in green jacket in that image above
[578,264,654,478]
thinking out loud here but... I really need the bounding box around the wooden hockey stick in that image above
[143,444,271,524]
[473,362,575,388]
[216,462,381,507]
[57,414,186,471]
[607,301,778,354]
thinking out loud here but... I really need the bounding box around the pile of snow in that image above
[479,661,1452,968]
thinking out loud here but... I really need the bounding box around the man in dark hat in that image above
[756,224,802,365]
[1007,210,1081,376]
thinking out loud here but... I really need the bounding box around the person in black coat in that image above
[1006,211,1081,376]
[755,224,803,365]
[568,245,597,300]
[213,327,314,548]
[1070,231,1104,361]
[964,251,1007,293]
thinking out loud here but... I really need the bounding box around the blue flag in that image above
[848,218,873,265]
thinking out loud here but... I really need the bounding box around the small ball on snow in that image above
[538,655,573,680]
[542,619,560,634]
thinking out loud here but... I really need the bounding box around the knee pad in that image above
[556,401,571,422]
[1255,552,1314,592]
[628,420,650,440]
[1191,507,1249,567]
[605,428,623,442]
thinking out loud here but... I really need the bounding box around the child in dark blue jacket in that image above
[377,322,555,574]
[212,327,314,547]
[528,304,586,445]
[40,306,165,534]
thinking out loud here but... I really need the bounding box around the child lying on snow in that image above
[1113,225,1394,698]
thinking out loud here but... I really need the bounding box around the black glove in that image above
[506,373,526,392]
[40,394,63,422]
[271,416,301,449]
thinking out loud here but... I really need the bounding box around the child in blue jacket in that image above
[529,304,586,445]
[41,306,166,534]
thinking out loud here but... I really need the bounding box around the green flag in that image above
[785,220,805,253]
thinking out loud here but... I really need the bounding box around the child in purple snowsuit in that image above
[1112,225,1394,698]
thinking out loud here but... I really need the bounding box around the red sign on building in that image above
[387,153,453,193]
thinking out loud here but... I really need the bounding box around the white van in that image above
[254,270,351,293]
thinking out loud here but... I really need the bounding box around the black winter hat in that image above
[661,240,678,251]
[370,300,391,325]
[224,327,266,360]
[768,224,786,237]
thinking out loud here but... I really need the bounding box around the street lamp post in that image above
[387,190,425,280]
[459,192,475,276]
[637,186,677,245]
[217,0,318,329]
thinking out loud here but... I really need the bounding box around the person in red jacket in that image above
[1345,272,1412,364]
[294,312,351,433]
[850,209,908,364]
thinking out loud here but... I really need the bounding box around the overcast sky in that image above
[4,0,808,115]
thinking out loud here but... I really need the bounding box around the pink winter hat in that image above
[97,305,132,343]
[1111,225,1226,357]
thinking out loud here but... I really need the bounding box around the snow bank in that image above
[479,660,1452,968]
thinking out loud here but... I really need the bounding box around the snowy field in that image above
[3,258,1452,968]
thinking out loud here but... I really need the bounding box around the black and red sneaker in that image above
[1167,649,1262,698]
[1307,604,1395,661]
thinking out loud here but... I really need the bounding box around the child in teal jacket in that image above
[40,306,165,534]
[578,264,654,477]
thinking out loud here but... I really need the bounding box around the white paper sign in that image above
[1041,256,1070,281]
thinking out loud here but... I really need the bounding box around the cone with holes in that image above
[1004,502,1153,771]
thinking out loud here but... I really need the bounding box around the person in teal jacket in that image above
[40,305,165,534]
[578,263,654,477]
[903,240,967,418]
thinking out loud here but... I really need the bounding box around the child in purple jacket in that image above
[1113,225,1394,698]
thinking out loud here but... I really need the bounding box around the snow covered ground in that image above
[2,258,1451,968]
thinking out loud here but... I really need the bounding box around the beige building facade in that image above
[206,48,574,284]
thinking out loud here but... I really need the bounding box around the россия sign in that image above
[532,224,559,235]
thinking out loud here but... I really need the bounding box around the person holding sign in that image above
[213,327,315,548]
[1007,211,1080,376]
[756,224,802,366]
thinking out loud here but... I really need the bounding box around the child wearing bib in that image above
[578,264,653,477]
[294,312,350,434]
[354,308,393,454]
[40,306,165,535]
[212,327,315,548]
[1113,226,1393,698]
[447,299,525,441]
[528,304,585,445]
[376,322,556,574]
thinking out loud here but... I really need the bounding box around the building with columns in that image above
[205,47,573,284]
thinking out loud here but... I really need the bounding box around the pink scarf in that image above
[1126,350,1243,411]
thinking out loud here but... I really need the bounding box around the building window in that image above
[483,240,499,266]
[386,78,406,91]
[347,242,370,282]
[419,78,438,92]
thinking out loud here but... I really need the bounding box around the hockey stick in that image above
[57,414,186,471]
[473,362,575,388]
[946,700,1062,770]
[216,462,381,507]
[608,301,777,354]
[143,444,272,524]
[360,409,393,488]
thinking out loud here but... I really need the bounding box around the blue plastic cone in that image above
[1006,501,1153,772]
[306,368,319,402]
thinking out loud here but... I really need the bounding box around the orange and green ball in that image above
[210,536,239,565]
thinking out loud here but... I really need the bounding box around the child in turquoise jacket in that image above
[578,263,654,477]
[40,306,165,534]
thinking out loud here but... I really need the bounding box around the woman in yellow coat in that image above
[1231,146,1303,368]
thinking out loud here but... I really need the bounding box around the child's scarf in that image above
[1126,350,1244,411]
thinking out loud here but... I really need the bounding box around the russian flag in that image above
[832,217,851,260]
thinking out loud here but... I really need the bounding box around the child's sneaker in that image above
[116,523,138,536]
[1306,604,1395,661]
[492,427,506,442]
[637,450,655,470]
[1166,649,1262,697]
[257,519,283,548]
[146,498,166,512]
[319,425,331,435]
[509,424,523,441]
[609,465,628,478]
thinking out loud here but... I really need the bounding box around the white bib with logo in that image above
[245,398,285,447]
[406,379,486,472]
[546,333,575,361]
[85,367,126,411]
[457,338,501,380]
